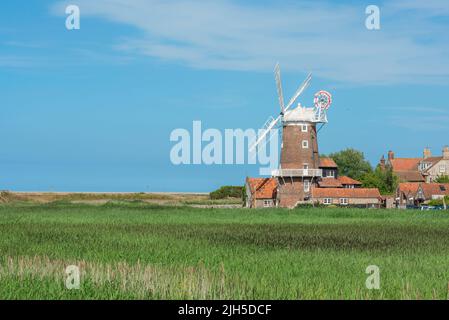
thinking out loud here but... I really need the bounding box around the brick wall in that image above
[277,123,320,208]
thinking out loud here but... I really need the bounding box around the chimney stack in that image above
[423,147,432,159]
[388,150,395,160]
[443,146,449,160]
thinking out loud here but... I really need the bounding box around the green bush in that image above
[295,202,325,209]
[435,175,449,183]
[428,196,449,207]
[210,186,244,200]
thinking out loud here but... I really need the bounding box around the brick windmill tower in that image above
[250,64,332,208]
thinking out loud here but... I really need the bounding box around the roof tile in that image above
[246,177,277,199]
[421,183,449,198]
[398,182,420,195]
[395,171,425,182]
[319,157,338,168]
[318,178,343,188]
[337,175,362,185]
[390,158,421,171]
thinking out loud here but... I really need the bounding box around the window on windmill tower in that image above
[301,124,308,132]
[304,180,311,192]
[302,140,309,149]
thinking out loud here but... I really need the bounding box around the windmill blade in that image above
[249,114,282,152]
[274,63,285,113]
[284,73,312,112]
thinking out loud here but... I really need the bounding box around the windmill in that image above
[250,63,333,208]
[249,63,312,153]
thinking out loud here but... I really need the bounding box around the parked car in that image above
[420,205,447,211]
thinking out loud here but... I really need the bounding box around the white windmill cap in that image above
[283,105,316,123]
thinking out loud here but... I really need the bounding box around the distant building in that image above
[396,183,421,206]
[380,146,449,183]
[245,177,277,208]
[312,187,381,208]
[396,182,449,206]
[419,146,449,182]
[246,158,381,208]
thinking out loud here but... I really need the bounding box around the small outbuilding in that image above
[245,177,277,208]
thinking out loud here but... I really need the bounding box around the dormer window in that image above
[420,162,431,171]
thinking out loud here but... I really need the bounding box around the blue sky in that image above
[1,0,449,192]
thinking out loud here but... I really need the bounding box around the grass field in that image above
[1,201,449,299]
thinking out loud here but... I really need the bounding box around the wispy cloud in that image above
[386,106,449,131]
[52,0,449,84]
[0,56,36,68]
[3,41,45,49]
[389,115,449,131]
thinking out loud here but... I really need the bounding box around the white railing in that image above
[271,168,322,177]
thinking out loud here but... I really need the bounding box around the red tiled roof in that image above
[421,183,449,198]
[311,187,381,198]
[390,158,421,171]
[422,156,442,163]
[318,177,343,188]
[395,171,425,182]
[398,182,420,195]
[246,177,277,199]
[319,157,337,168]
[337,175,362,185]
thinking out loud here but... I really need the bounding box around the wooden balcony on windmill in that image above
[271,168,323,177]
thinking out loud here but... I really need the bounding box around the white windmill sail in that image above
[249,69,312,152]
[274,63,285,113]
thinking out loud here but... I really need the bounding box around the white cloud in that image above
[53,0,449,84]
[389,115,449,131]
[386,106,449,131]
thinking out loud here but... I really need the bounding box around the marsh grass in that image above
[0,256,236,299]
[2,192,242,206]
[1,202,449,299]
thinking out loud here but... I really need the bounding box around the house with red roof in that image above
[380,147,449,183]
[245,177,277,208]
[245,157,381,208]
[312,187,381,207]
[396,182,449,206]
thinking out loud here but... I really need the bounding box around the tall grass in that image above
[1,202,449,299]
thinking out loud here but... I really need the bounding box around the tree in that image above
[383,166,399,194]
[435,175,449,183]
[328,148,373,181]
[359,170,383,190]
[210,186,244,199]
[360,166,399,195]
